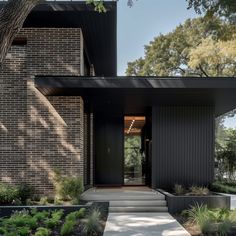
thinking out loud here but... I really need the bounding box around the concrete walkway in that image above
[103,212,190,236]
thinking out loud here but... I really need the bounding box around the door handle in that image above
[107,147,110,154]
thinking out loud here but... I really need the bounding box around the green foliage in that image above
[173,185,210,196]
[218,220,232,235]
[86,0,106,13]
[126,17,236,77]
[53,169,84,204]
[17,184,34,203]
[216,129,236,181]
[187,0,236,23]
[34,227,51,236]
[51,209,64,221]
[188,37,236,77]
[124,135,142,168]
[174,184,186,195]
[0,182,34,205]
[60,219,76,236]
[0,183,20,204]
[0,209,87,236]
[83,208,102,236]
[44,209,64,229]
[188,186,210,196]
[44,218,59,229]
[17,226,31,236]
[32,211,50,222]
[211,180,236,194]
[60,177,84,204]
[65,208,86,222]
[229,209,236,223]
[39,197,49,205]
[183,204,232,234]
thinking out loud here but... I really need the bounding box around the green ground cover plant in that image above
[0,207,105,236]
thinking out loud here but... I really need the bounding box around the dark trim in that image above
[34,76,236,117]
[35,76,236,89]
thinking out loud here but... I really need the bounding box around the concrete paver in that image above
[103,212,190,236]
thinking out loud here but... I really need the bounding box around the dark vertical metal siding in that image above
[152,106,214,190]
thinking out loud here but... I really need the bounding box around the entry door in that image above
[94,113,123,186]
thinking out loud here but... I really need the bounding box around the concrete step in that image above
[110,200,167,207]
[82,194,165,201]
[109,206,168,213]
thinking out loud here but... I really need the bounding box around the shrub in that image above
[83,208,102,236]
[183,204,233,234]
[0,183,19,204]
[60,219,76,236]
[34,227,51,236]
[18,184,34,203]
[39,197,49,205]
[174,184,186,195]
[60,177,84,204]
[53,169,84,203]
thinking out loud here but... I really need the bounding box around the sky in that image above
[117,0,236,128]
[117,0,198,75]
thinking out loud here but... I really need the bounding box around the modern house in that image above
[1,1,236,195]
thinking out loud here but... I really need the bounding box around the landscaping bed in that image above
[0,202,108,236]
[0,171,109,235]
[158,185,230,214]
[174,205,236,236]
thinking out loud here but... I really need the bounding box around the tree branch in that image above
[198,64,209,77]
[0,0,42,65]
[177,67,186,74]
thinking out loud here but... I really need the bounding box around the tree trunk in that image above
[0,0,42,65]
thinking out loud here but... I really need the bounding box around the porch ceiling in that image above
[35,76,236,116]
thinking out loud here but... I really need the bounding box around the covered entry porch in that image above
[35,76,236,190]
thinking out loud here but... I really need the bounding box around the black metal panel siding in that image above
[152,106,214,190]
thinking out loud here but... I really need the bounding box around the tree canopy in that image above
[187,0,236,23]
[126,17,236,77]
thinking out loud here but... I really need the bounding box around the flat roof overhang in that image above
[35,76,236,116]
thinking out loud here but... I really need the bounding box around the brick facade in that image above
[0,28,90,194]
